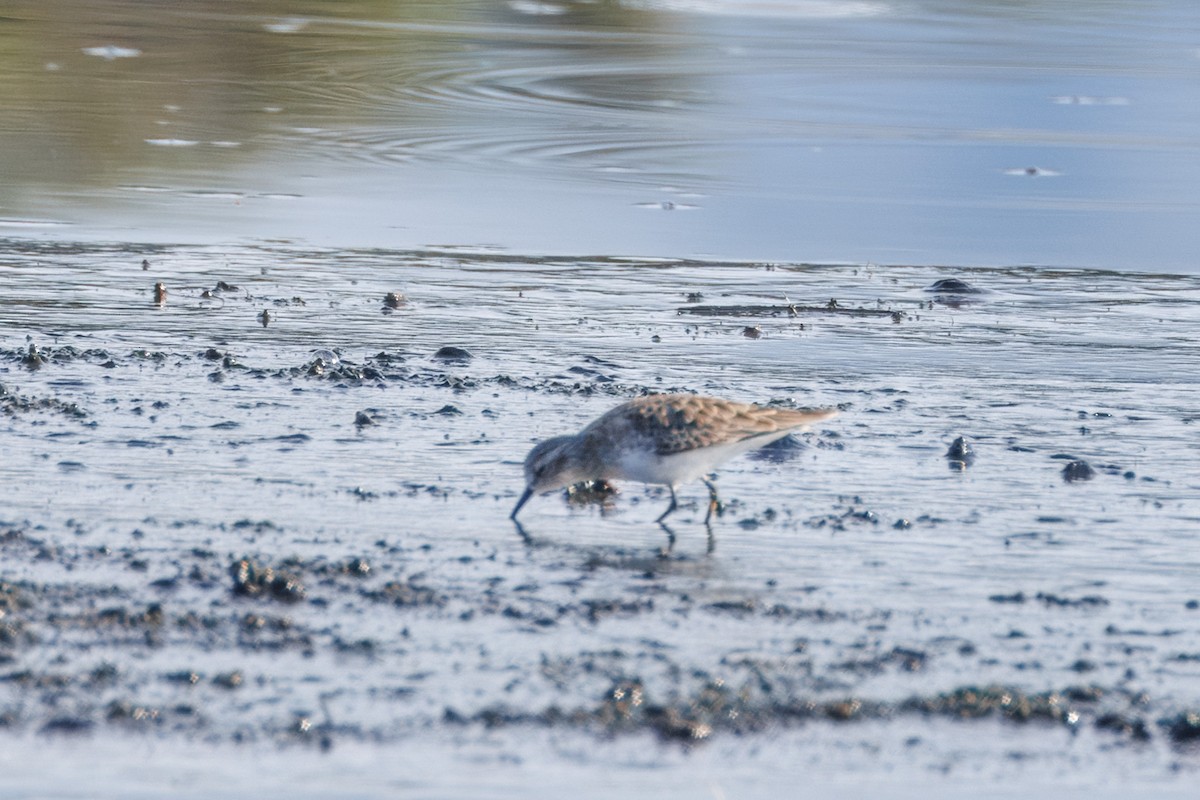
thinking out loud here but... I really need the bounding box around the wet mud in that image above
[1,240,1199,793]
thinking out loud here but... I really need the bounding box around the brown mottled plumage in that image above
[511,393,836,524]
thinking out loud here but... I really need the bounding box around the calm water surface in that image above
[1,0,1198,268]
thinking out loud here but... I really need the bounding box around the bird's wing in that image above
[615,394,836,456]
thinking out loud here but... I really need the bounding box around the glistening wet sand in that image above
[1,241,1198,796]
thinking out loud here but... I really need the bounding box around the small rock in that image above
[1095,713,1151,741]
[21,344,44,369]
[213,671,244,689]
[925,278,979,294]
[432,346,472,362]
[41,717,94,735]
[946,436,973,460]
[945,436,975,469]
[343,558,371,577]
[354,411,375,427]
[824,699,862,721]
[742,326,761,339]
[1062,460,1095,482]
[164,670,200,685]
[1163,711,1200,743]
[383,292,406,309]
[230,558,305,603]
[566,480,618,507]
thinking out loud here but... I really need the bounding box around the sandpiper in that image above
[511,393,836,524]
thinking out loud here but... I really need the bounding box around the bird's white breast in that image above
[611,434,789,486]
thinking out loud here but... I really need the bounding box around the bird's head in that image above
[511,435,589,519]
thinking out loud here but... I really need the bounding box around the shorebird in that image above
[511,393,836,524]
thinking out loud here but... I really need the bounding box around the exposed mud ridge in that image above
[0,344,686,400]
[678,302,902,319]
[446,680,1187,745]
[0,381,88,419]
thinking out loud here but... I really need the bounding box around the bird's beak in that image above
[511,487,534,520]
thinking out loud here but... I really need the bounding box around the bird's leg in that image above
[704,519,715,555]
[702,477,722,524]
[655,485,679,523]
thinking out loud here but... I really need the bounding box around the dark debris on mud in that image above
[1,343,686,407]
[678,301,901,319]
[230,558,307,603]
[0,380,88,420]
[444,677,1194,747]
[988,591,1110,608]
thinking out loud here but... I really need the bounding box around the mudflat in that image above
[1,242,1197,796]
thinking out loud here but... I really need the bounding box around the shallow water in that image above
[2,0,1199,268]
[2,0,1200,795]
[1,241,1199,796]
